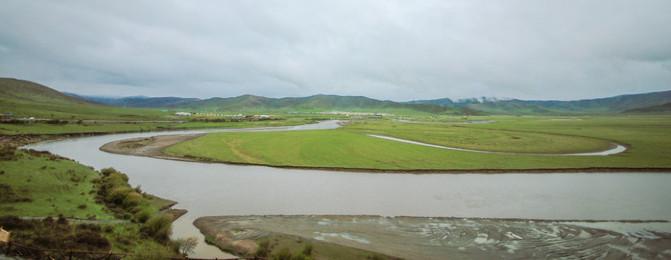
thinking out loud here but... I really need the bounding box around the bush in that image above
[0,184,32,203]
[134,209,153,223]
[141,214,172,242]
[255,239,271,257]
[0,215,33,229]
[74,230,110,249]
[123,192,143,208]
[100,168,116,176]
[107,187,132,205]
[129,243,174,260]
[273,248,293,260]
[302,244,313,256]
[175,237,198,255]
[292,254,308,260]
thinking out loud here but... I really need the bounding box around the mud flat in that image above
[194,215,671,259]
[100,134,202,159]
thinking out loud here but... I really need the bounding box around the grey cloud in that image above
[1,0,670,100]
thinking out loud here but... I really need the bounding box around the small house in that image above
[175,112,192,117]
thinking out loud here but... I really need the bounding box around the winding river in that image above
[25,121,671,258]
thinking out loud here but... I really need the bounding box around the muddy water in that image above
[26,121,671,258]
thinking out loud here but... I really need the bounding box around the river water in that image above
[26,121,671,258]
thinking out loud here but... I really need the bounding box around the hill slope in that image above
[65,94,200,108]
[76,94,457,115]
[173,94,453,114]
[0,78,166,119]
[410,90,671,114]
[624,102,671,113]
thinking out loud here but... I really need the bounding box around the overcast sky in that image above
[1,0,670,101]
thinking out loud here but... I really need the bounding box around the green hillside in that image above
[171,94,454,115]
[410,90,671,115]
[624,102,671,114]
[468,91,671,114]
[0,78,167,120]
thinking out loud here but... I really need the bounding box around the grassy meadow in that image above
[0,150,113,219]
[165,115,671,170]
[0,116,316,135]
[0,150,179,257]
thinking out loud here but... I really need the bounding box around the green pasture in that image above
[165,115,671,170]
[0,151,114,219]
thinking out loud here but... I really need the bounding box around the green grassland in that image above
[346,119,612,153]
[0,150,179,257]
[0,117,316,135]
[165,115,671,170]
[0,151,113,219]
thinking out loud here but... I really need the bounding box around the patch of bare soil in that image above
[163,208,188,221]
[194,215,671,260]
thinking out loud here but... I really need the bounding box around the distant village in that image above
[174,112,273,120]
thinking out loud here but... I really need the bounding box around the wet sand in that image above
[195,215,671,259]
[100,134,203,159]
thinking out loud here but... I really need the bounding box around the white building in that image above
[175,112,192,116]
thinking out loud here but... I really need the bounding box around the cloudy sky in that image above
[1,0,670,101]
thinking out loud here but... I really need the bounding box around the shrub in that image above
[123,192,143,208]
[74,230,110,249]
[175,237,198,255]
[0,184,32,203]
[273,247,293,260]
[134,209,153,223]
[141,214,172,242]
[130,243,174,260]
[0,215,33,229]
[302,244,313,256]
[255,239,271,257]
[107,187,132,205]
[292,254,308,260]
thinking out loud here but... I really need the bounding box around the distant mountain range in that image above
[66,93,455,114]
[64,93,200,108]
[408,91,671,114]
[3,77,671,116]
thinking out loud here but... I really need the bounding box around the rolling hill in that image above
[4,77,669,116]
[0,78,167,119]
[624,102,671,113]
[170,94,453,114]
[65,94,200,108]
[74,94,457,115]
[409,90,671,114]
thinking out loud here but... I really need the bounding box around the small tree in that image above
[175,237,198,255]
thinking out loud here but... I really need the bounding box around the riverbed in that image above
[25,120,671,258]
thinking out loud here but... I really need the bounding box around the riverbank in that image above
[194,215,671,259]
[101,133,671,173]
[0,149,184,258]
[30,121,671,258]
